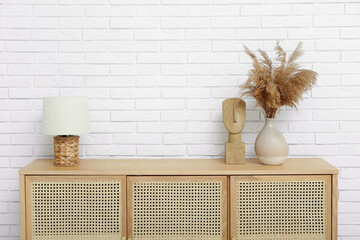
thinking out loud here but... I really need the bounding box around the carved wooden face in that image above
[222,98,246,134]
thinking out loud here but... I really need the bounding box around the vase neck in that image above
[265,117,275,127]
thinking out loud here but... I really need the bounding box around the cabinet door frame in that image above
[230,175,332,240]
[25,175,127,240]
[127,176,228,240]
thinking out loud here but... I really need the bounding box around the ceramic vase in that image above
[255,117,288,165]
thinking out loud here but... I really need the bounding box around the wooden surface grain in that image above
[19,158,338,175]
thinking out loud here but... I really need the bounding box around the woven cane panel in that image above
[131,180,223,240]
[30,180,122,240]
[235,180,327,240]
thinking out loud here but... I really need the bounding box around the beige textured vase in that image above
[255,117,288,165]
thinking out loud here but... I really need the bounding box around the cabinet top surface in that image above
[19,158,338,175]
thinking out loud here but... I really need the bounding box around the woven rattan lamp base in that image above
[53,135,80,167]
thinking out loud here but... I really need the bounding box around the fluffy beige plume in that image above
[241,42,318,118]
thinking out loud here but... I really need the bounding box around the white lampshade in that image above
[42,96,90,135]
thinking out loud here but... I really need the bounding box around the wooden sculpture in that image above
[222,98,246,164]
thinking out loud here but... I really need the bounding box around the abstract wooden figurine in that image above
[222,98,246,164]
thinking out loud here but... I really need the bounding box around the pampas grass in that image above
[240,42,318,118]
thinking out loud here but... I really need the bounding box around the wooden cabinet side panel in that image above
[19,174,26,240]
[326,175,332,240]
[127,176,228,240]
[25,176,32,240]
[332,174,338,240]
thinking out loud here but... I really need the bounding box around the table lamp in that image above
[42,96,90,167]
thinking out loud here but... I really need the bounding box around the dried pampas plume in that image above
[240,41,318,118]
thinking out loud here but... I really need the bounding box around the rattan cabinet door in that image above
[230,175,332,240]
[26,176,126,240]
[127,176,227,240]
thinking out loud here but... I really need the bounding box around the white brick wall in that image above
[0,0,359,239]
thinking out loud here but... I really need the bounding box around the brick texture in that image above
[0,0,359,239]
